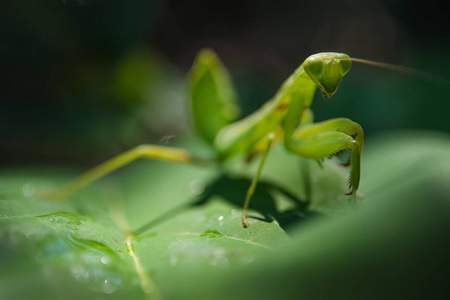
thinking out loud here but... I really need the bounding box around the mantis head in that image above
[304,52,352,100]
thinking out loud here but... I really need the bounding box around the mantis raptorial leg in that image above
[287,118,364,193]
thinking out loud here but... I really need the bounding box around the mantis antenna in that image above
[344,57,447,86]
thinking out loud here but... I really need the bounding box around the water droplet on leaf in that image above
[189,179,205,195]
[101,256,111,265]
[102,279,118,294]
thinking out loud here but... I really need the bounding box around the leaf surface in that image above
[1,131,449,299]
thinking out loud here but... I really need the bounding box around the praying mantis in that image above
[43,49,366,228]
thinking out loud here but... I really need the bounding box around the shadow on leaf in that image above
[133,174,320,236]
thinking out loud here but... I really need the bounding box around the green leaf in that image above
[1,131,449,299]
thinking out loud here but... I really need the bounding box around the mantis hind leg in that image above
[287,118,364,196]
[40,145,211,200]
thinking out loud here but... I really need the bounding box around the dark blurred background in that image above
[1,0,449,166]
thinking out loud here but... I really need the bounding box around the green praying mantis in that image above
[43,49,378,227]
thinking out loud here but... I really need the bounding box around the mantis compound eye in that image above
[304,56,323,77]
[338,57,352,76]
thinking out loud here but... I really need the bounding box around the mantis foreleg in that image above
[286,118,364,195]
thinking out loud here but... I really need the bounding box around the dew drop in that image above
[101,256,111,265]
[218,216,224,221]
[102,279,117,294]
[189,179,205,195]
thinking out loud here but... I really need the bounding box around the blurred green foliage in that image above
[1,0,449,165]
